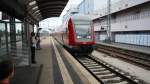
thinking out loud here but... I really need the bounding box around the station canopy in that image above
[0,0,68,23]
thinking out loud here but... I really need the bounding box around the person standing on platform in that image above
[0,60,14,84]
[30,32,36,64]
[35,33,41,50]
[36,28,42,50]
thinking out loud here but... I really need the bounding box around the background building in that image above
[77,0,94,14]
[61,0,94,31]
[93,0,121,11]
[93,0,150,46]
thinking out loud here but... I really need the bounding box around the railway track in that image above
[96,44,150,70]
[76,55,144,84]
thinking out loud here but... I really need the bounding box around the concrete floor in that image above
[36,37,54,84]
[35,37,100,84]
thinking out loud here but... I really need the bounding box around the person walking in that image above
[35,33,41,50]
[36,28,42,50]
[30,32,36,64]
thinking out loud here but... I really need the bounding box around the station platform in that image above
[10,36,99,84]
[10,38,150,84]
[11,65,42,84]
[96,42,150,55]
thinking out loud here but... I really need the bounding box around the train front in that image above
[68,14,95,54]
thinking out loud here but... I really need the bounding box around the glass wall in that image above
[0,11,9,62]
[74,20,93,42]
[16,23,22,42]
[0,11,33,66]
[0,21,7,57]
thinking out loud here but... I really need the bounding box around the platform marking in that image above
[51,38,74,84]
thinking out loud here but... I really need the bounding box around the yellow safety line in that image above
[51,37,74,84]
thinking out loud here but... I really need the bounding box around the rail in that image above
[75,55,145,84]
[96,43,150,70]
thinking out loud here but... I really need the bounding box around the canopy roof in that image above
[0,0,68,23]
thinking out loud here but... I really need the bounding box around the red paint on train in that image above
[54,14,95,54]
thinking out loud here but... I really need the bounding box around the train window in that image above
[74,20,93,41]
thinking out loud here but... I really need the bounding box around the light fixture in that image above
[34,10,40,14]
[29,1,36,6]
[32,6,38,10]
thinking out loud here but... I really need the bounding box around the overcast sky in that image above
[61,0,121,16]
[60,0,83,17]
[39,0,121,30]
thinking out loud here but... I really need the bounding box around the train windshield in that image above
[74,20,93,42]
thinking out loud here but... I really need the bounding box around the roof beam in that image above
[36,0,68,19]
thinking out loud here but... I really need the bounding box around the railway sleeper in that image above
[93,70,111,75]
[93,70,110,74]
[90,67,107,71]
[100,76,121,80]
[85,64,99,67]
[82,62,97,65]
[97,73,115,78]
[88,66,103,69]
[79,60,95,63]
[79,60,94,62]
[79,58,91,60]
[90,68,106,71]
[102,78,126,84]
[115,81,129,84]
[86,65,102,68]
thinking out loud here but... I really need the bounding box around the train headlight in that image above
[86,36,91,39]
[77,36,82,39]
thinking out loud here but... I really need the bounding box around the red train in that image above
[54,14,95,55]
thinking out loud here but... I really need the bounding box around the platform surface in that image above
[35,37,99,84]
[11,65,42,84]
